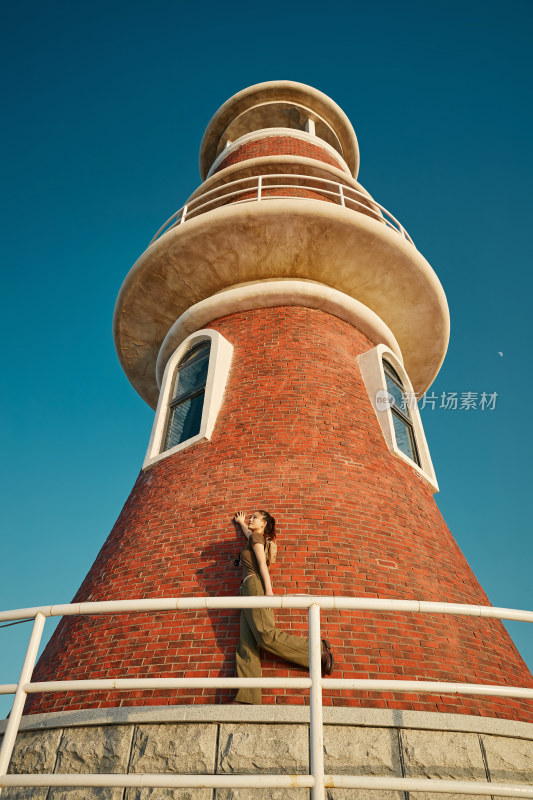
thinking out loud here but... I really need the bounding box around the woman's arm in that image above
[234,510,251,538]
[253,542,274,596]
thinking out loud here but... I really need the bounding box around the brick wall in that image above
[26,307,533,721]
[213,136,344,173]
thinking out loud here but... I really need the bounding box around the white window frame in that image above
[358,344,438,492]
[143,329,233,469]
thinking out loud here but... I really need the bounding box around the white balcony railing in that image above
[1,596,532,798]
[149,174,414,246]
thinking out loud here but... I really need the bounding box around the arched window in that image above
[143,329,233,469]
[383,360,420,466]
[163,341,211,451]
[358,344,438,492]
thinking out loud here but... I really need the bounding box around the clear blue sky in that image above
[1,0,532,716]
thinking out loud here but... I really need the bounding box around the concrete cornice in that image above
[156,281,402,387]
[200,80,359,179]
[114,199,449,408]
[6,706,533,741]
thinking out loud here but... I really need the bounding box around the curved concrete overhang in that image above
[156,281,403,387]
[114,199,449,408]
[200,81,359,180]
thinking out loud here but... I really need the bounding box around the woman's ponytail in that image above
[259,510,277,565]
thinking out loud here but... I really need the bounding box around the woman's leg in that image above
[243,575,310,669]
[235,598,262,704]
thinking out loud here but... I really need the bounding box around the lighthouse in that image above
[2,81,532,795]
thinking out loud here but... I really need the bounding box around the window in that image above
[143,329,233,469]
[163,341,210,451]
[358,344,438,492]
[382,360,420,466]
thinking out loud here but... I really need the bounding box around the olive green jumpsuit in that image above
[235,532,310,704]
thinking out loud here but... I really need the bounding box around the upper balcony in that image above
[149,169,413,247]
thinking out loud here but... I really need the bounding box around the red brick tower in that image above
[26,80,532,726]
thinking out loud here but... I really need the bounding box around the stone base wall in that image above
[1,707,532,800]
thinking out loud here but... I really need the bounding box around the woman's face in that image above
[248,512,266,533]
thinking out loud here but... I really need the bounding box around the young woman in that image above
[232,509,334,704]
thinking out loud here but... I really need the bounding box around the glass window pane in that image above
[383,361,403,384]
[172,353,209,401]
[179,342,210,367]
[391,412,418,463]
[384,373,406,416]
[164,392,204,450]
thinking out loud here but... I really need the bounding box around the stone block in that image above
[324,725,401,775]
[125,790,212,800]
[47,724,134,800]
[124,723,218,800]
[217,724,308,774]
[323,725,403,800]
[325,792,399,800]
[52,724,133,772]
[2,727,63,800]
[44,791,123,800]
[401,729,486,800]
[128,723,218,773]
[215,791,309,800]
[481,734,533,785]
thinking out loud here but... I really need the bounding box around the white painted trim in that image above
[143,330,233,469]
[207,128,352,178]
[358,344,438,492]
[156,281,403,386]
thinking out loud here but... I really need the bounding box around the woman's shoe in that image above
[321,639,334,676]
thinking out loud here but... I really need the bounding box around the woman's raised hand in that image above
[234,510,246,526]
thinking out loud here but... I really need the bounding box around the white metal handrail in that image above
[1,596,532,799]
[148,173,414,246]
[1,774,532,796]
[3,595,533,621]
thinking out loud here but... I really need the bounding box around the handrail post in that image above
[338,184,345,207]
[309,603,325,800]
[257,175,262,201]
[180,204,188,224]
[0,612,46,776]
